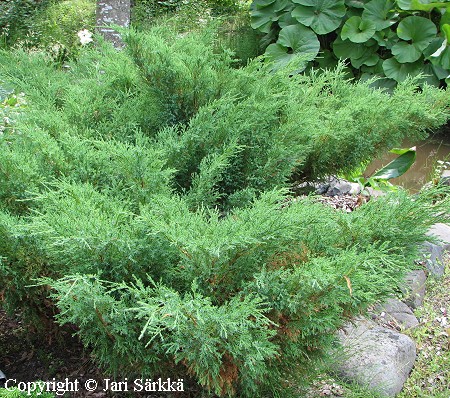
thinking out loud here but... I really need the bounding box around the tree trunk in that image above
[96,0,130,49]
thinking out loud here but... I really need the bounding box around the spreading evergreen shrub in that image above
[0,26,449,396]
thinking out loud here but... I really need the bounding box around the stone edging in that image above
[334,223,450,397]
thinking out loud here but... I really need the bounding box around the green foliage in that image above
[0,0,49,47]
[0,0,95,59]
[32,0,95,52]
[122,26,234,125]
[0,27,449,397]
[251,0,450,86]
[0,29,449,214]
[35,188,450,396]
[131,0,246,32]
[0,387,54,398]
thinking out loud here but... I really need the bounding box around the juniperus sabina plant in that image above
[0,26,449,397]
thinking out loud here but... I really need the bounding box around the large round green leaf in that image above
[291,0,346,35]
[345,0,369,8]
[250,0,290,32]
[396,16,437,51]
[332,36,379,68]
[391,41,423,62]
[391,16,437,63]
[333,37,366,59]
[333,36,378,59]
[397,16,437,50]
[278,12,298,28]
[277,24,320,59]
[341,16,377,43]
[351,51,379,68]
[265,43,297,69]
[382,57,423,81]
[396,0,412,10]
[362,0,398,30]
[361,58,384,73]
[265,24,320,70]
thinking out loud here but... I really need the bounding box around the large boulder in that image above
[335,318,416,397]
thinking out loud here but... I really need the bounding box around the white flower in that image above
[78,29,93,45]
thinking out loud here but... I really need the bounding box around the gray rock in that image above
[376,298,419,329]
[365,187,386,198]
[326,178,352,196]
[440,170,450,186]
[420,241,445,277]
[295,182,318,195]
[401,270,426,309]
[335,318,416,397]
[349,182,361,195]
[316,183,330,195]
[0,370,6,387]
[427,223,450,250]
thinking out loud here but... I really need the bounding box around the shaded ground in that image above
[0,311,106,397]
[0,312,191,397]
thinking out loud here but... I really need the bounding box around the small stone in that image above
[401,270,426,309]
[375,298,419,329]
[427,223,450,250]
[349,182,361,195]
[420,241,445,277]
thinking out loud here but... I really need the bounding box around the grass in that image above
[397,254,450,398]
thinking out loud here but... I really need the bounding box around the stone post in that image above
[96,0,131,48]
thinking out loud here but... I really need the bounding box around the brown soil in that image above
[0,311,187,397]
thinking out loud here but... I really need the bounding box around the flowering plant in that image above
[77,29,93,45]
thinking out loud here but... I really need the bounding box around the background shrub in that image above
[32,0,95,52]
[0,0,95,60]
[0,0,49,47]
